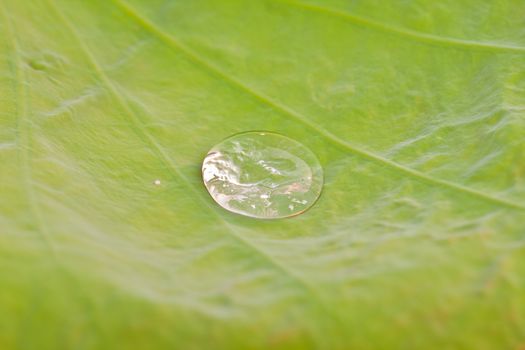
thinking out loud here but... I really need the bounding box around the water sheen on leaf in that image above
[1,0,524,349]
[202,131,323,219]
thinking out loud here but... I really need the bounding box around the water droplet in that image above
[202,131,323,219]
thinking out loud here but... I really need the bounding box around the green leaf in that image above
[1,0,524,348]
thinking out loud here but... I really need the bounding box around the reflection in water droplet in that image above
[202,131,323,219]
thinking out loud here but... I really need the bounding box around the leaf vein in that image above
[47,0,327,303]
[111,0,525,211]
[278,0,525,54]
[0,2,57,253]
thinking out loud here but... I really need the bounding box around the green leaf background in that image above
[1,0,525,348]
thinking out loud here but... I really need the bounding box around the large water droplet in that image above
[202,131,323,219]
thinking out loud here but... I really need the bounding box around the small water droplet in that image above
[202,131,323,219]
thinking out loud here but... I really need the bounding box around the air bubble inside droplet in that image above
[202,131,323,219]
